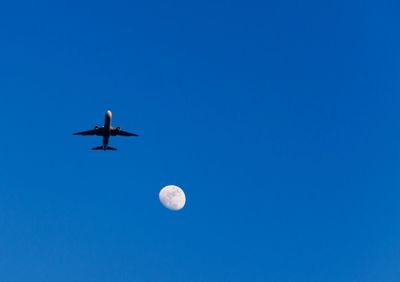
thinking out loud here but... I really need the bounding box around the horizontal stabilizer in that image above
[91,146,118,151]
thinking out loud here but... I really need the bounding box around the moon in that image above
[159,185,186,211]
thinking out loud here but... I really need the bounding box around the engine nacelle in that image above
[110,126,121,136]
[94,126,99,130]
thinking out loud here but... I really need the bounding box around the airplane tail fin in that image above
[91,146,118,151]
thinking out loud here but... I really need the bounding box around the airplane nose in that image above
[106,110,112,117]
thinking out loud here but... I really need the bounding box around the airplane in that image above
[73,110,139,151]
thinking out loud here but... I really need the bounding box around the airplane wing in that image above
[117,130,139,136]
[73,129,97,136]
[112,128,139,136]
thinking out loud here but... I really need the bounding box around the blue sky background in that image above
[0,0,399,281]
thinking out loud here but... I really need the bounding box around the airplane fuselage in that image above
[101,110,112,149]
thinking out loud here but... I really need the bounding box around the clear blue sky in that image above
[0,0,399,281]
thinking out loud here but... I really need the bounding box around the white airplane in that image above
[73,110,139,150]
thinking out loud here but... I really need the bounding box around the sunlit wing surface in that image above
[73,129,97,135]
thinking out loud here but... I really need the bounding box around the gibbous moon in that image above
[159,185,186,211]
